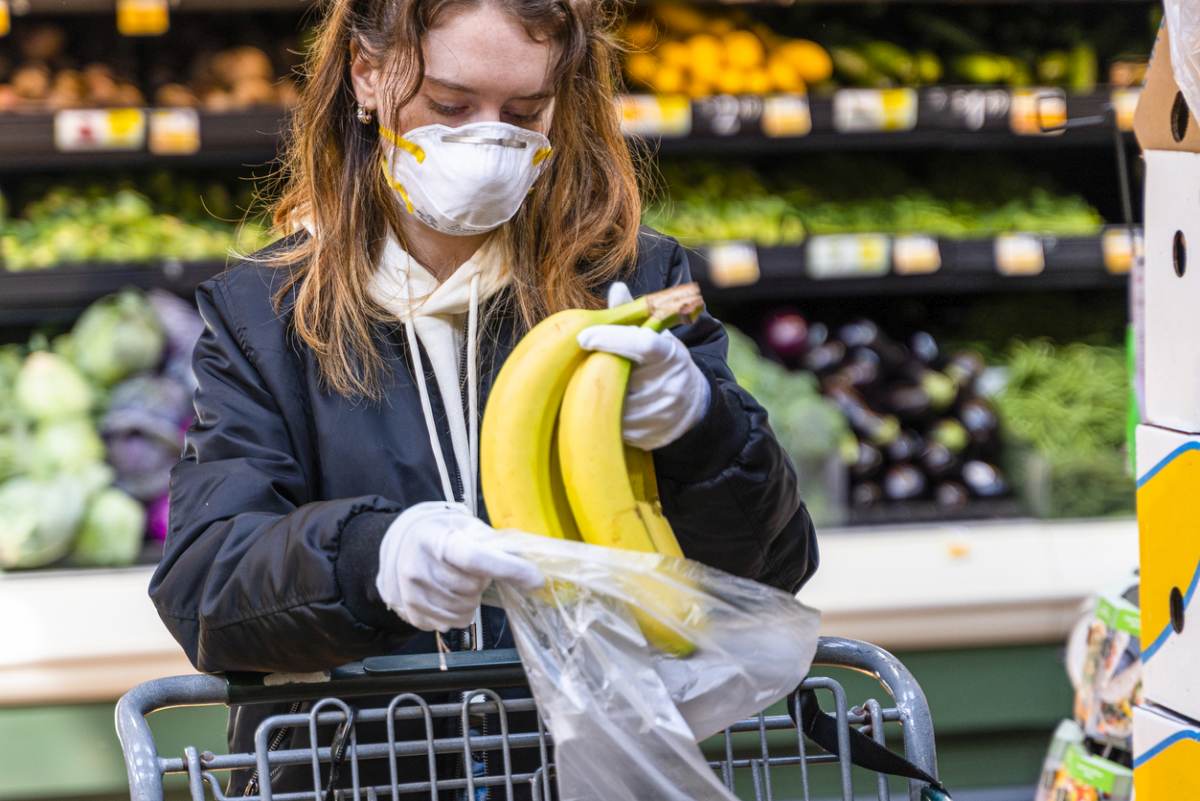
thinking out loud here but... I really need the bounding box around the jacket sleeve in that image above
[652,240,819,593]
[149,279,415,674]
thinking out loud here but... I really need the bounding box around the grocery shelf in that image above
[0,259,225,325]
[0,516,1136,705]
[688,231,1136,300]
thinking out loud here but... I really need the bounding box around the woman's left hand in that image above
[576,282,711,451]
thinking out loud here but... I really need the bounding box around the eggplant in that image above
[884,383,933,422]
[920,442,960,480]
[935,481,970,509]
[807,322,830,349]
[804,341,847,375]
[886,430,924,463]
[883,464,928,502]
[930,419,969,454]
[852,481,884,508]
[852,441,884,480]
[962,461,1009,498]
[836,319,909,374]
[830,348,882,393]
[826,384,901,447]
[762,308,808,364]
[959,398,1000,447]
[910,331,940,367]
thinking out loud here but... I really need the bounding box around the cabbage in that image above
[0,475,87,569]
[70,291,166,387]
[15,352,94,422]
[29,417,106,477]
[70,487,146,567]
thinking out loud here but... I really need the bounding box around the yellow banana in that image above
[480,284,703,540]
[557,312,704,656]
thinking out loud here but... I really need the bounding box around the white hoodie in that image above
[367,232,511,515]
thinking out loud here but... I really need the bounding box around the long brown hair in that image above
[267,0,641,399]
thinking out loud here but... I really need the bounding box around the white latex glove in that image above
[576,282,712,451]
[376,501,544,632]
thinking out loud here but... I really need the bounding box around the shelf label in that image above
[149,108,201,155]
[807,234,890,279]
[1102,226,1142,275]
[995,234,1045,276]
[1111,88,1141,132]
[617,95,692,138]
[693,94,764,137]
[924,87,1011,131]
[1010,89,1066,135]
[762,94,811,138]
[705,242,760,288]
[893,235,941,275]
[117,0,170,36]
[54,108,146,152]
[832,89,918,133]
[0,2,10,38]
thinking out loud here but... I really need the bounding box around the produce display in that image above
[756,310,1010,521]
[480,284,707,654]
[0,21,301,112]
[1,174,272,270]
[0,289,202,570]
[622,2,1155,97]
[644,157,1104,246]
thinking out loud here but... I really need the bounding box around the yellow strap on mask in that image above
[378,124,426,163]
[532,146,553,166]
[379,158,415,214]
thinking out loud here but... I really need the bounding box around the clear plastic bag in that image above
[1166,0,1200,122]
[484,530,821,801]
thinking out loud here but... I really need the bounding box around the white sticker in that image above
[995,234,1046,276]
[617,94,692,138]
[832,89,918,133]
[762,94,812,138]
[807,234,891,279]
[54,108,147,152]
[893,235,941,275]
[705,242,760,288]
[1010,89,1067,135]
[149,107,201,155]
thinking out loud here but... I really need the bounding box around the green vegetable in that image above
[15,352,94,422]
[70,291,166,386]
[70,487,146,568]
[0,468,110,569]
[30,417,105,478]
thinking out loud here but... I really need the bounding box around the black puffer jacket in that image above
[149,228,818,793]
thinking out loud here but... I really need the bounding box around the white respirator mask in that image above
[379,121,553,236]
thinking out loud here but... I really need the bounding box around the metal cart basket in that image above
[116,636,943,801]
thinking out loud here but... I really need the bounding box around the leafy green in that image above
[15,352,94,422]
[70,290,166,387]
[70,487,146,568]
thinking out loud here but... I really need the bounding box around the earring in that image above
[356,104,374,125]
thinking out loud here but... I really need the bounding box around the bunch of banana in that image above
[481,283,705,656]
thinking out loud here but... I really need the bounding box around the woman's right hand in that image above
[375,502,544,632]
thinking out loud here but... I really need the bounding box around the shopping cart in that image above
[116,636,945,801]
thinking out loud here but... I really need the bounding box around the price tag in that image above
[117,0,170,36]
[54,108,147,152]
[1102,226,1143,275]
[0,2,11,38]
[617,94,692,138]
[693,94,764,137]
[705,242,760,288]
[995,234,1045,276]
[761,94,811,138]
[893,235,941,275]
[1010,89,1066,135]
[925,87,1011,131]
[832,89,918,133]
[149,108,201,155]
[1111,88,1141,132]
[807,234,890,279]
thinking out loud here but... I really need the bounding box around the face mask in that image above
[380,121,553,236]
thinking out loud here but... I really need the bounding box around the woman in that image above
[150,0,818,793]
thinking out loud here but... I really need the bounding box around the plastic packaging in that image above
[1034,720,1085,801]
[485,530,821,801]
[1071,580,1142,750]
[1166,0,1200,126]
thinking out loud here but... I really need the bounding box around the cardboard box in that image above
[1134,704,1200,800]
[1136,424,1200,719]
[1135,23,1200,153]
[1143,150,1200,432]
